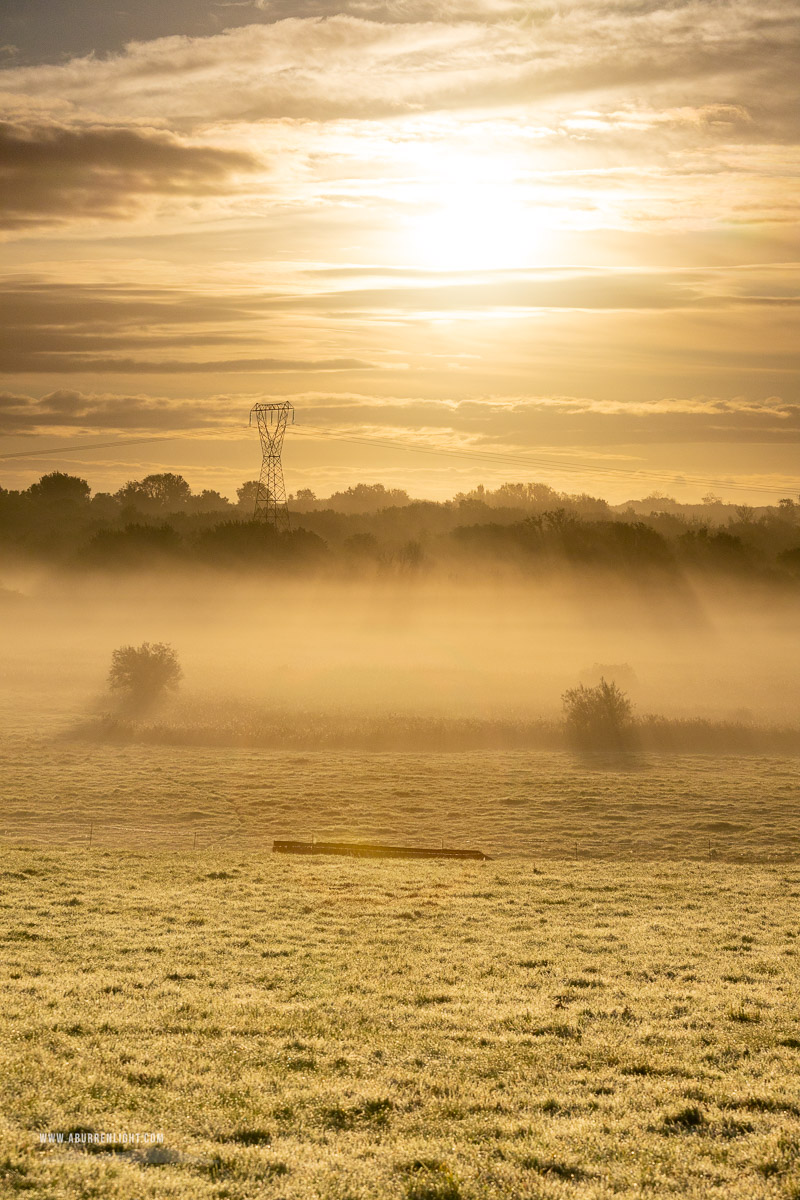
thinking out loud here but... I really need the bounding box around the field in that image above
[2,575,799,1196]
[3,736,800,861]
[2,848,800,1199]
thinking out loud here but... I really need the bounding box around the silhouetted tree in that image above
[679,526,751,570]
[236,480,264,509]
[27,472,90,505]
[108,642,182,711]
[343,531,382,561]
[188,489,230,514]
[194,520,327,568]
[4,466,800,584]
[115,473,192,510]
[326,483,410,513]
[83,523,183,565]
[89,491,120,519]
[398,539,424,570]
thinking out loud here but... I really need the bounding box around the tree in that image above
[562,678,635,751]
[193,520,326,567]
[236,480,266,509]
[398,539,424,570]
[188,489,231,514]
[344,531,381,559]
[115,473,191,510]
[778,546,800,577]
[108,642,182,710]
[27,472,90,504]
[84,523,182,566]
[294,488,317,508]
[326,483,411,513]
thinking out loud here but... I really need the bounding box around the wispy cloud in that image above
[0,119,261,229]
[3,387,797,445]
[2,3,797,128]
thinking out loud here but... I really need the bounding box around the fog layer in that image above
[2,571,798,735]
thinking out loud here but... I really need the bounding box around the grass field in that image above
[3,722,800,861]
[2,847,800,1198]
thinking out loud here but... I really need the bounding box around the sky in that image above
[0,0,798,502]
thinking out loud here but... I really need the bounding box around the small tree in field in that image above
[108,642,182,711]
[562,677,635,751]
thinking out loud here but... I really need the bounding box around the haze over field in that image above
[1,467,799,859]
[2,467,800,749]
[2,573,800,872]
[2,570,800,727]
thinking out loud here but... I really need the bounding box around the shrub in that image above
[108,642,182,712]
[562,677,636,751]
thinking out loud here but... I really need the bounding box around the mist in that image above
[3,566,799,741]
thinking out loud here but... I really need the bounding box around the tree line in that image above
[1,469,799,580]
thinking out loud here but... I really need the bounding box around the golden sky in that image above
[0,0,798,501]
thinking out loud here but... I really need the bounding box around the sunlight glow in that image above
[402,152,544,270]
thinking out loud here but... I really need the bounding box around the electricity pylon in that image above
[249,401,294,530]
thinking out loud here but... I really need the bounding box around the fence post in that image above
[88,822,94,849]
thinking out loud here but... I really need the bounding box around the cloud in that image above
[0,389,233,434]
[0,119,261,229]
[0,352,379,375]
[1,3,797,129]
[0,281,359,373]
[253,0,528,20]
[268,271,705,312]
[0,267,796,382]
[0,18,509,126]
[3,388,797,448]
[1,4,796,253]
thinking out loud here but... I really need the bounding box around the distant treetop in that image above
[27,472,90,504]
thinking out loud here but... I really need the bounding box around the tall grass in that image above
[74,703,800,754]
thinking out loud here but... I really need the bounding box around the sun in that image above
[402,151,540,271]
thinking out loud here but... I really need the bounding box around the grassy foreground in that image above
[1,849,799,1199]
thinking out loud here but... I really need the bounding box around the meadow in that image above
[3,735,800,862]
[2,568,799,1197]
[2,848,800,1199]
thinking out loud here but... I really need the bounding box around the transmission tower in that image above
[249,401,294,530]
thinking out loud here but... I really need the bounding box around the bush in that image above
[108,642,182,712]
[562,678,636,751]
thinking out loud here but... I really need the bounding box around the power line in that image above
[2,422,796,501]
[293,424,799,500]
[0,435,174,462]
